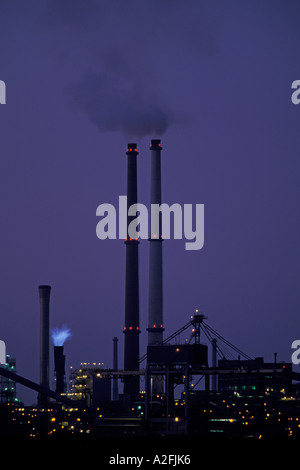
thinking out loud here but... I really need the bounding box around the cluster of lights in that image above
[127,147,138,152]
[152,324,163,328]
[212,396,300,436]
[7,391,300,439]
[123,326,140,331]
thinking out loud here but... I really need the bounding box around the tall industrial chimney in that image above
[147,139,164,346]
[54,345,65,395]
[39,285,51,406]
[123,143,140,400]
[147,139,164,396]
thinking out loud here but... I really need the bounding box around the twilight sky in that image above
[0,0,299,405]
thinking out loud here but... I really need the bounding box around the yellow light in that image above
[175,417,179,422]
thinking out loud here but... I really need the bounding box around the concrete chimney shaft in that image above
[147,139,164,346]
[123,144,140,400]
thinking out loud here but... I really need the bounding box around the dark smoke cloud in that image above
[0,1,216,138]
[66,71,171,138]
[40,1,215,138]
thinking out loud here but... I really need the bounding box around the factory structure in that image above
[1,139,300,439]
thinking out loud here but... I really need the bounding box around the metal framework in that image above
[140,311,253,364]
[141,311,254,435]
[0,365,81,408]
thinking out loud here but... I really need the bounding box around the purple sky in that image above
[0,1,299,405]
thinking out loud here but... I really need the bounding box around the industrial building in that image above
[217,357,293,397]
[0,139,300,440]
[0,355,18,405]
[68,362,111,408]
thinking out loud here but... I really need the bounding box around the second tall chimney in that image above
[147,140,164,396]
[147,139,164,347]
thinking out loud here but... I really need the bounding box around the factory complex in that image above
[1,140,300,441]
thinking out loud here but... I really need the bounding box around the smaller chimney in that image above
[54,345,66,395]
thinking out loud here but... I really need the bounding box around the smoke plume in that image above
[41,0,214,139]
[66,71,171,138]
[51,325,72,346]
